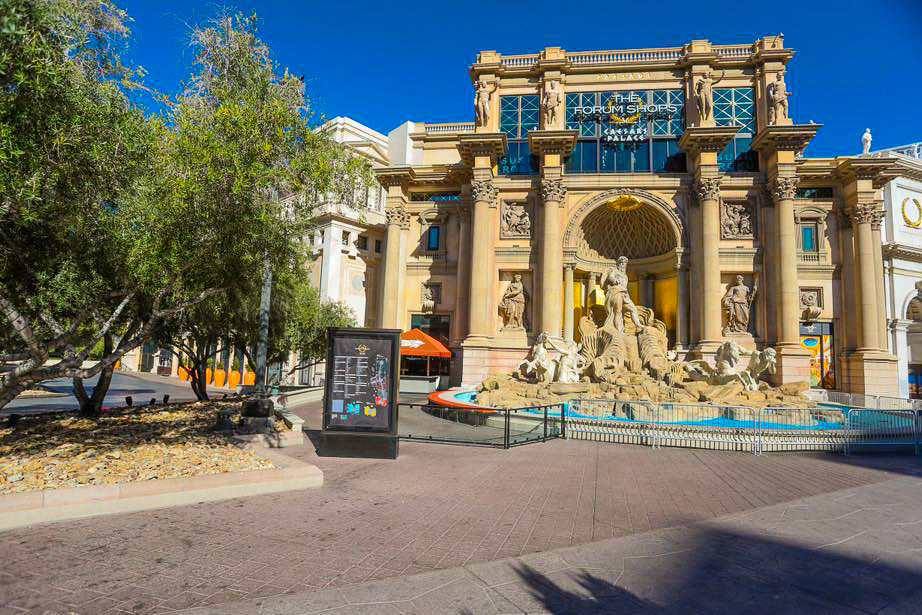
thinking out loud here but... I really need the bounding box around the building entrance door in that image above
[800,322,836,389]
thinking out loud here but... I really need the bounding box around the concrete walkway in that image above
[173,473,922,614]
[2,400,922,614]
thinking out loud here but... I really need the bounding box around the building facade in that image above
[874,143,922,398]
[368,37,903,395]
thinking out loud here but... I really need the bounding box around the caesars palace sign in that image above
[575,93,679,144]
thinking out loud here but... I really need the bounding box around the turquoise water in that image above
[444,390,854,430]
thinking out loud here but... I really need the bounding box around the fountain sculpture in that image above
[477,257,812,409]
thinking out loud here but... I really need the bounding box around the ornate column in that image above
[380,205,409,329]
[563,264,575,342]
[540,177,566,337]
[468,177,497,340]
[452,203,472,345]
[849,203,883,351]
[680,127,738,355]
[768,175,801,348]
[528,130,577,339]
[676,265,689,350]
[871,211,887,348]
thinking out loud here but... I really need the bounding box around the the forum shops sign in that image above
[575,93,678,144]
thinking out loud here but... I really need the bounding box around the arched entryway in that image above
[563,190,686,345]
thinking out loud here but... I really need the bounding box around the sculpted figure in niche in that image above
[601,256,642,332]
[721,200,754,239]
[694,70,721,122]
[475,81,497,127]
[767,71,791,125]
[722,275,757,335]
[500,273,526,330]
[541,79,562,128]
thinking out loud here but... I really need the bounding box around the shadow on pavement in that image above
[483,525,922,614]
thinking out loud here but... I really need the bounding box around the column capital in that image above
[847,202,885,228]
[768,175,799,201]
[692,177,722,203]
[384,205,411,229]
[470,178,498,206]
[540,178,567,203]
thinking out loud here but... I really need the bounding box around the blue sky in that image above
[122,0,921,157]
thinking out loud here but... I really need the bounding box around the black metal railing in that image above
[397,403,564,448]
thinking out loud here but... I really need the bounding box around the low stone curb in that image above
[0,448,322,531]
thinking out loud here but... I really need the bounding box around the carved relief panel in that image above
[800,287,823,321]
[720,199,755,239]
[500,200,532,239]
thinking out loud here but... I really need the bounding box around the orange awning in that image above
[400,328,451,358]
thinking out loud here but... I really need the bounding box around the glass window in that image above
[565,89,686,174]
[374,239,382,253]
[499,96,539,176]
[426,226,440,251]
[801,224,818,252]
[714,88,758,172]
[410,313,451,345]
[357,235,368,250]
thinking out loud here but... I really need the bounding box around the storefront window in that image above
[564,89,686,174]
[909,365,922,399]
[499,95,539,176]
[411,313,450,345]
[714,88,758,172]
[800,322,836,389]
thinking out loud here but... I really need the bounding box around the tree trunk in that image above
[75,333,114,416]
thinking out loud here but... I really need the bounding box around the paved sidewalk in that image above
[173,474,922,614]
[2,401,921,614]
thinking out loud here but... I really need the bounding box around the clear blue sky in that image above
[122,0,921,157]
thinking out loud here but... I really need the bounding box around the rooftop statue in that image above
[474,81,497,128]
[862,128,872,156]
[766,71,791,126]
[541,79,562,129]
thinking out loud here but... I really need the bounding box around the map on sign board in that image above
[324,331,397,433]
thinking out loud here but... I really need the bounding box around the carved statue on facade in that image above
[517,332,553,383]
[601,256,642,332]
[800,289,822,321]
[499,273,527,330]
[722,275,757,335]
[541,79,562,128]
[500,201,531,238]
[862,128,873,156]
[720,200,754,239]
[767,71,791,126]
[474,81,497,127]
[694,71,721,123]
[686,341,776,392]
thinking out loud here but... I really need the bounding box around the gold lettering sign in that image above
[595,72,654,82]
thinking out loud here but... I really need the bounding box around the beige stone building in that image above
[366,36,901,395]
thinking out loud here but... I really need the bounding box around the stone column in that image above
[849,203,883,351]
[676,266,689,350]
[563,265,575,342]
[540,178,565,338]
[319,223,342,301]
[468,177,497,340]
[769,176,802,348]
[871,214,888,349]
[693,177,723,344]
[893,320,911,399]
[452,205,472,345]
[380,206,409,329]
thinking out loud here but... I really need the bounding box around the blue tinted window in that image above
[500,142,537,176]
[802,226,816,252]
[427,226,440,251]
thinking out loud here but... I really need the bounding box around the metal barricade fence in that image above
[396,402,564,449]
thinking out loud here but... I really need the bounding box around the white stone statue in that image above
[766,71,791,125]
[499,273,526,330]
[517,332,553,383]
[686,341,777,392]
[474,81,497,127]
[601,256,641,332]
[722,275,757,335]
[862,128,872,156]
[541,79,562,128]
[542,335,583,384]
[694,71,721,123]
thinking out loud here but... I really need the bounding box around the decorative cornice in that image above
[835,157,900,189]
[678,126,739,154]
[376,167,416,189]
[883,242,922,263]
[527,129,578,157]
[751,124,820,154]
[693,177,722,202]
[540,178,567,203]
[457,133,508,165]
[470,179,498,205]
[384,206,411,229]
[768,176,799,201]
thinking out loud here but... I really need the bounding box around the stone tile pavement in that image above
[1,400,921,614]
[172,474,922,614]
